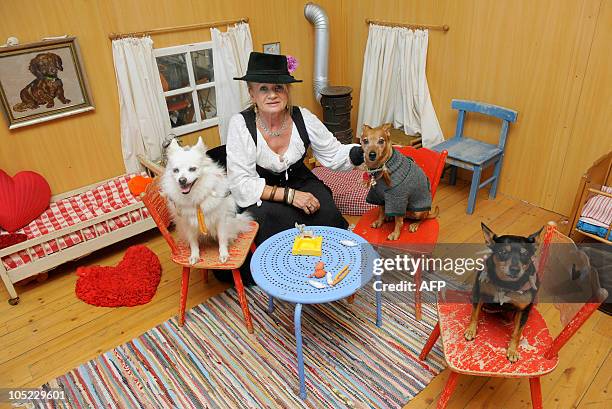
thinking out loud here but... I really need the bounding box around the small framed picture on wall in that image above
[263,42,281,55]
[0,37,94,129]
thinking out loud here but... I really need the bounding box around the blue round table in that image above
[251,226,382,399]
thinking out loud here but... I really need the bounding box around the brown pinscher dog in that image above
[464,223,543,362]
[361,124,438,241]
[12,53,71,112]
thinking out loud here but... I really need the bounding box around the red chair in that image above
[419,224,608,408]
[353,146,448,320]
[142,179,259,333]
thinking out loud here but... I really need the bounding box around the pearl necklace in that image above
[256,112,287,138]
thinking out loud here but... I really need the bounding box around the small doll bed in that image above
[0,174,156,305]
[567,151,612,244]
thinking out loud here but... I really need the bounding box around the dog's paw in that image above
[507,347,520,363]
[371,220,384,228]
[189,252,199,266]
[387,231,400,241]
[408,222,420,233]
[464,326,477,341]
[219,248,229,264]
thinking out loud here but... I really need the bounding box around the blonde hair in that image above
[246,82,293,113]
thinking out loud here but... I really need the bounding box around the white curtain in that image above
[112,37,170,173]
[211,22,253,144]
[357,25,444,148]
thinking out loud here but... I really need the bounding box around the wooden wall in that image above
[0,0,343,194]
[343,0,612,216]
[1,0,610,216]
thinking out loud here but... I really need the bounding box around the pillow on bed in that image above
[0,170,51,233]
[0,233,27,250]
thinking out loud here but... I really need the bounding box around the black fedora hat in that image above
[234,52,302,84]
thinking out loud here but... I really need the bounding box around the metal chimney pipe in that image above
[304,2,330,102]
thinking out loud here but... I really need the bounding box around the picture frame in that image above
[0,37,94,129]
[262,42,281,55]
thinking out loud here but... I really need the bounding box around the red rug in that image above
[75,245,161,307]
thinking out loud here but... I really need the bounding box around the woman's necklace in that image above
[256,111,287,137]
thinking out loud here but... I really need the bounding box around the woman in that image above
[225,52,363,277]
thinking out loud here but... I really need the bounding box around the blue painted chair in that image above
[432,99,518,214]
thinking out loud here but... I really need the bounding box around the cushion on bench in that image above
[311,167,375,216]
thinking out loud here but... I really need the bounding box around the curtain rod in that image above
[366,19,449,32]
[108,17,249,40]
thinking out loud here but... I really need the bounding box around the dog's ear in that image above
[381,123,393,138]
[193,136,208,153]
[527,226,544,243]
[53,54,63,70]
[481,223,497,246]
[166,138,181,155]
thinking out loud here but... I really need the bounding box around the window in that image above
[154,42,217,135]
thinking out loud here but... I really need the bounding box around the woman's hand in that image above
[291,190,320,214]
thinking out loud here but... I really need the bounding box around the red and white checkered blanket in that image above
[1,174,149,271]
[311,167,376,216]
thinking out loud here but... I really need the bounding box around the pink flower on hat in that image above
[286,55,298,73]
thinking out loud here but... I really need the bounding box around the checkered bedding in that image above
[1,174,150,271]
[311,167,376,216]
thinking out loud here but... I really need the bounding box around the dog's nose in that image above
[178,177,187,186]
[509,266,521,276]
[368,151,377,161]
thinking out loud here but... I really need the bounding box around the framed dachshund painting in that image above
[0,37,94,129]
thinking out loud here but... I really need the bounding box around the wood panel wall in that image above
[343,0,611,216]
[0,0,343,194]
[0,0,610,216]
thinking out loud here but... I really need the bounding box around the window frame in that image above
[154,41,218,136]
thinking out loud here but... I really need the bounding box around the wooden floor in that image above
[0,180,610,409]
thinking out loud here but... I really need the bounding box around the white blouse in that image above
[226,107,358,208]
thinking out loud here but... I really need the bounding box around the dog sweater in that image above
[365,149,432,215]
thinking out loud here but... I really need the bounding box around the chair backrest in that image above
[536,223,608,359]
[451,99,518,150]
[142,178,178,253]
[396,146,448,199]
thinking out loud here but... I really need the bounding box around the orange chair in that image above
[142,179,259,333]
[353,146,448,320]
[419,224,608,408]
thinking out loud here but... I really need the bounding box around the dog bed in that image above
[0,174,156,304]
[311,167,376,216]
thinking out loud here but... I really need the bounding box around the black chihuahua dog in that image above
[464,223,543,362]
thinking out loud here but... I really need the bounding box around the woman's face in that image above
[249,83,289,115]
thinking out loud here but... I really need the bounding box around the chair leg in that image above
[449,165,457,185]
[419,322,440,361]
[202,269,209,284]
[529,377,543,409]
[179,266,190,326]
[437,371,460,409]
[347,294,356,304]
[489,155,504,199]
[232,269,254,334]
[414,265,422,320]
[467,166,482,214]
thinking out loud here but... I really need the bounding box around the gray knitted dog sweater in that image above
[365,149,432,216]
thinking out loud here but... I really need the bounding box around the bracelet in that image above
[269,185,278,201]
[283,187,290,204]
[288,188,295,204]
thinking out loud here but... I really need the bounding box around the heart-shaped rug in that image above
[0,170,51,232]
[75,245,162,307]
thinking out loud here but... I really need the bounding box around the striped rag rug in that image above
[38,284,445,408]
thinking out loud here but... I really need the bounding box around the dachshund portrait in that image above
[12,52,71,112]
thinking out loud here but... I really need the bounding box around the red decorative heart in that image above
[75,245,162,307]
[0,170,51,233]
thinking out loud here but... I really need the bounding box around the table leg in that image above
[294,303,306,399]
[375,276,382,327]
[268,294,275,313]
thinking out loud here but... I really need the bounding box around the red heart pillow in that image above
[75,245,162,307]
[0,170,51,233]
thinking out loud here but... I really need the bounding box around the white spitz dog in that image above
[161,137,252,264]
